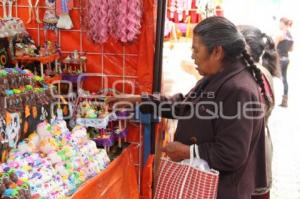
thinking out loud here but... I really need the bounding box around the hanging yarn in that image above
[87,0,100,43]
[84,0,109,44]
[115,0,128,43]
[97,0,109,43]
[107,0,117,37]
[126,0,142,42]
[82,0,142,44]
[80,0,89,31]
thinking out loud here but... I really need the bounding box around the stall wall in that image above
[0,0,154,93]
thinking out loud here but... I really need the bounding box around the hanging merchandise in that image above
[176,0,184,21]
[183,0,192,14]
[82,0,143,44]
[56,0,74,30]
[169,0,176,19]
[125,0,143,42]
[107,0,117,37]
[43,0,58,42]
[115,0,143,43]
[26,0,42,24]
[43,0,58,30]
[84,0,109,44]
[195,0,215,18]
[1,0,16,19]
[169,0,192,22]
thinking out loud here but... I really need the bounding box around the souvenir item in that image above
[26,0,42,24]
[1,0,16,19]
[56,0,74,29]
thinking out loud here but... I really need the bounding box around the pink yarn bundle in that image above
[97,0,109,43]
[82,0,143,44]
[126,0,143,42]
[80,0,90,31]
[83,0,109,43]
[107,0,118,37]
[115,0,129,43]
[86,0,100,42]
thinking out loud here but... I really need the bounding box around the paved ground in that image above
[270,51,300,199]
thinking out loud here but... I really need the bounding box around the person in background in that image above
[239,25,280,199]
[110,16,268,199]
[275,17,293,107]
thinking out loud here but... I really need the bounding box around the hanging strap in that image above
[26,0,33,23]
[34,0,42,23]
[2,0,7,18]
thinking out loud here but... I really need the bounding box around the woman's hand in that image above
[106,94,141,104]
[162,141,190,162]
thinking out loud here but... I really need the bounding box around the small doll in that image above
[113,110,128,147]
[43,0,58,41]
[95,128,114,152]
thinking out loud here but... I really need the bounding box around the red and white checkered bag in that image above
[154,145,219,199]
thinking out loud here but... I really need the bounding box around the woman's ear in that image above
[211,46,225,61]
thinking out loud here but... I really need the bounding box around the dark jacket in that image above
[143,61,267,199]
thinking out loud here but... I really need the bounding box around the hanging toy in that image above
[43,0,58,41]
[169,0,176,19]
[56,0,74,30]
[26,0,42,24]
[176,0,184,21]
[1,0,16,19]
[1,0,8,18]
[183,0,192,16]
[114,110,128,148]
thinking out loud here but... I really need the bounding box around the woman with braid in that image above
[109,17,268,199]
[239,25,280,199]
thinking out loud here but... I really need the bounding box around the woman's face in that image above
[191,36,223,76]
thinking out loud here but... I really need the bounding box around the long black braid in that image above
[242,50,271,106]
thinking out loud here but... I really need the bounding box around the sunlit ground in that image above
[270,48,300,199]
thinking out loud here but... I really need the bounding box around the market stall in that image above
[0,0,155,198]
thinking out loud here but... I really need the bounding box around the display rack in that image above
[12,53,59,77]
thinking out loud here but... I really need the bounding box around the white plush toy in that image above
[37,121,52,138]
[39,137,59,154]
[47,151,62,165]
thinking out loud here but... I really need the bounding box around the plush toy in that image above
[71,125,88,145]
[47,151,62,165]
[36,121,52,138]
[26,133,40,153]
[17,141,33,155]
[39,137,58,154]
